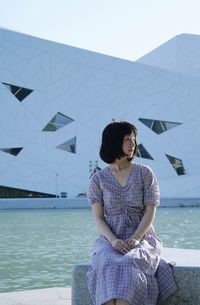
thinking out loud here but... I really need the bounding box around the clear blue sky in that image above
[0,0,200,60]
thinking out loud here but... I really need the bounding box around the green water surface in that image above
[0,207,199,292]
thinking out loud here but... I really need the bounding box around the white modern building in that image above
[0,28,200,199]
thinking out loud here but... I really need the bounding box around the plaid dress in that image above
[87,163,177,305]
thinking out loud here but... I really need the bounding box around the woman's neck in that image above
[109,159,132,171]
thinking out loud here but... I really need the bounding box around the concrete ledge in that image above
[0,197,200,209]
[158,267,200,305]
[72,265,200,305]
[0,198,90,209]
[0,287,71,305]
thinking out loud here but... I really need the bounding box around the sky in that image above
[0,0,200,61]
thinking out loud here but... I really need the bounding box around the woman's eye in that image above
[124,136,135,143]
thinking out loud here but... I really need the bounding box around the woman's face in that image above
[122,132,136,158]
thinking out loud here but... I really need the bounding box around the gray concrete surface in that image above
[72,265,200,305]
[0,287,71,305]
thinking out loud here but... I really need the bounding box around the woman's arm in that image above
[127,205,156,248]
[92,203,130,254]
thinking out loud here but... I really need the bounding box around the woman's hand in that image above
[110,238,131,254]
[126,236,140,249]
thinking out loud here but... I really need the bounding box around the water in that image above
[0,207,199,293]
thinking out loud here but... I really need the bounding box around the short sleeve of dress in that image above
[141,166,160,207]
[87,173,104,205]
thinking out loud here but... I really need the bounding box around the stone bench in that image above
[72,263,200,305]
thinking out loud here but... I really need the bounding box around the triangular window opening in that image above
[0,147,23,156]
[42,112,74,132]
[2,82,33,101]
[57,137,76,154]
[166,154,186,175]
[139,118,181,134]
[136,144,154,160]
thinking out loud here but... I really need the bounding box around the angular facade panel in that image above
[0,28,200,199]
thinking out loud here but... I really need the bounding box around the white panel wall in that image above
[0,29,200,198]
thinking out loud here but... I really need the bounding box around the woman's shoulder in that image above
[89,167,108,182]
[133,162,154,175]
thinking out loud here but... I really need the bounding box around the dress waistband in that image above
[105,206,143,227]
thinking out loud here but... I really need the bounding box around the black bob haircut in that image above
[100,121,138,164]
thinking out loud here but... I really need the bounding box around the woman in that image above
[87,121,177,305]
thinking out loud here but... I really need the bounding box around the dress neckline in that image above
[107,163,134,189]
